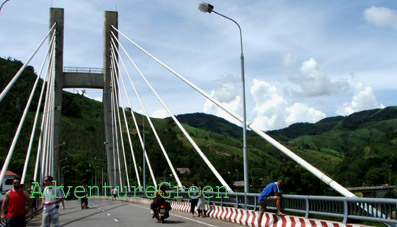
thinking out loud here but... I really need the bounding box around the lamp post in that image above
[58,156,67,184]
[198,2,249,194]
[54,141,66,180]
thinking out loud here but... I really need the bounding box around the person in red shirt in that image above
[1,176,32,227]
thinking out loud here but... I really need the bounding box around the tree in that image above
[364,168,385,185]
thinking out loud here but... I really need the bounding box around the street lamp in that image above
[198,2,249,194]
[54,141,66,150]
[53,141,66,180]
[58,157,68,184]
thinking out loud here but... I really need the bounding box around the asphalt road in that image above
[27,198,241,227]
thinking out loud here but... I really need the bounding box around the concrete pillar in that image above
[103,11,118,187]
[50,8,64,181]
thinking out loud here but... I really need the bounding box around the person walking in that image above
[112,186,118,201]
[80,184,89,209]
[42,176,64,227]
[60,184,66,209]
[197,184,206,218]
[257,180,285,226]
[189,182,198,217]
[1,176,32,227]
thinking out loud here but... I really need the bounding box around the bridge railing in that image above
[64,67,103,74]
[127,191,397,225]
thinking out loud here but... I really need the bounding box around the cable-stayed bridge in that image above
[0,8,396,227]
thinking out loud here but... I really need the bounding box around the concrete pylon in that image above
[50,8,64,182]
[103,11,119,188]
[50,9,125,188]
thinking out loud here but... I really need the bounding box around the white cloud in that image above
[94,96,102,102]
[289,58,349,97]
[336,79,384,115]
[364,6,397,29]
[250,79,326,131]
[203,75,242,125]
[285,103,326,126]
[151,109,169,119]
[283,53,297,69]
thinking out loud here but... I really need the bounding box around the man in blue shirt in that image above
[257,180,285,225]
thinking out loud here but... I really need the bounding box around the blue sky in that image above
[1,0,396,130]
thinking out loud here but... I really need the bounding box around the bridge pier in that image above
[50,8,64,182]
[49,9,124,188]
[103,11,121,188]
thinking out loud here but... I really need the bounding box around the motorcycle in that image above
[150,196,171,223]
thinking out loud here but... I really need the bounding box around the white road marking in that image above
[107,213,110,216]
[114,219,118,222]
[128,204,218,227]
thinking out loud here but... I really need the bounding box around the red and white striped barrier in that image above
[170,201,367,227]
[111,197,368,227]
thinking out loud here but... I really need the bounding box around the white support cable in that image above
[0,31,57,187]
[117,92,141,189]
[110,55,131,192]
[111,38,183,189]
[109,44,157,189]
[44,82,54,176]
[0,23,56,103]
[112,33,227,191]
[39,46,56,180]
[34,32,56,182]
[38,50,56,181]
[48,34,57,177]
[44,67,55,176]
[49,62,56,177]
[33,77,47,182]
[42,48,56,177]
[114,27,354,197]
[110,40,183,189]
[110,47,141,189]
[110,83,117,185]
[110,58,123,189]
[21,31,56,184]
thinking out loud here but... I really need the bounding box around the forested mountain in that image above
[1,57,397,196]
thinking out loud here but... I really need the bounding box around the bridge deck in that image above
[27,198,240,227]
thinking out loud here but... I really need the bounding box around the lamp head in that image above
[198,2,214,13]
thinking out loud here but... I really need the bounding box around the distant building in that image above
[177,168,190,176]
[0,170,19,200]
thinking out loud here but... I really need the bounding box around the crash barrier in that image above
[112,196,364,227]
[108,191,396,226]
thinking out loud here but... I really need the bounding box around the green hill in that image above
[1,57,397,196]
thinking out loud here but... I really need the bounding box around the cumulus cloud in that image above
[151,109,169,119]
[336,79,384,115]
[288,58,349,97]
[203,75,242,125]
[283,53,298,71]
[364,6,397,29]
[94,96,102,102]
[251,79,326,131]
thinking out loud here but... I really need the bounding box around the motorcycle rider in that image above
[151,183,171,220]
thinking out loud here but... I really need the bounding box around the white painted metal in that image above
[115,27,355,197]
[110,59,131,192]
[114,29,233,192]
[0,24,56,103]
[21,32,56,184]
[110,48,141,188]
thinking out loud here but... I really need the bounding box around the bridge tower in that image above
[50,8,124,187]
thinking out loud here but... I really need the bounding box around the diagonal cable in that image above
[110,42,157,188]
[112,30,230,191]
[114,26,355,197]
[111,36,184,189]
[110,46,141,189]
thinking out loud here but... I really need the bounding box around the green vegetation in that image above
[1,57,397,196]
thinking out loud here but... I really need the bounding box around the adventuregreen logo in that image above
[30,181,229,199]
